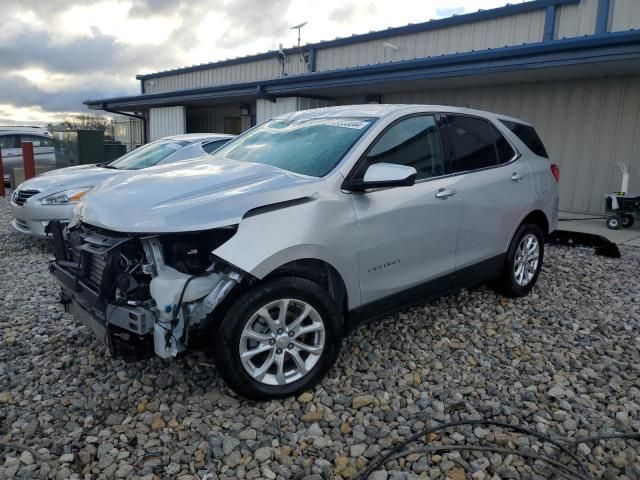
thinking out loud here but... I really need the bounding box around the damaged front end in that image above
[48,220,244,359]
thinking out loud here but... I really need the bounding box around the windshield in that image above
[108,140,188,170]
[215,117,374,177]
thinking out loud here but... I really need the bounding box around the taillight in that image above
[550,164,560,183]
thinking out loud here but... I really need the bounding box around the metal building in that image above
[86,0,640,213]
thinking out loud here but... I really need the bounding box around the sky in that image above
[0,0,523,125]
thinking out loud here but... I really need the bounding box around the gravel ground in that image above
[0,194,639,480]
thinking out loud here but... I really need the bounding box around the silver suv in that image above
[49,105,559,400]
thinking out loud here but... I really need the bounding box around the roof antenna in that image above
[290,21,308,62]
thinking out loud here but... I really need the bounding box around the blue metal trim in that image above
[87,30,640,109]
[596,0,611,34]
[135,0,581,81]
[544,5,557,41]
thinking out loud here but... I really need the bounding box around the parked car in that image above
[10,133,234,238]
[48,105,559,400]
[0,126,57,184]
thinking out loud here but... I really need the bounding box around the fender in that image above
[213,194,361,309]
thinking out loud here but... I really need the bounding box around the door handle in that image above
[511,172,523,181]
[435,188,457,199]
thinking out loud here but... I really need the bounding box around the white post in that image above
[621,173,629,194]
[618,161,630,194]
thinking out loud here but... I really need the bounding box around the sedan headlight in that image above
[41,187,92,205]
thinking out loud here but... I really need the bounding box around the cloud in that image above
[128,0,180,16]
[329,5,358,23]
[216,0,292,48]
[0,0,513,122]
[0,74,134,113]
[328,3,376,24]
[436,7,465,18]
[0,20,174,75]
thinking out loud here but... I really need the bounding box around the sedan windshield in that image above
[216,117,374,177]
[107,140,188,170]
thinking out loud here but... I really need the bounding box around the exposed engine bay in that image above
[48,220,244,359]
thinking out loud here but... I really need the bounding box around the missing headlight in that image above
[160,226,238,275]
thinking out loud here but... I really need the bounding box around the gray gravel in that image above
[0,194,639,480]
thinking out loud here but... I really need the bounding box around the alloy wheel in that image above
[514,233,540,287]
[239,299,325,386]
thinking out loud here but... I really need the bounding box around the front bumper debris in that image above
[48,220,242,360]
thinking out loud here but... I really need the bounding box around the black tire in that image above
[607,216,621,230]
[621,214,634,229]
[495,223,545,297]
[212,276,342,400]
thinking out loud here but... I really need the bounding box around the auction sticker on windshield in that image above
[322,119,371,129]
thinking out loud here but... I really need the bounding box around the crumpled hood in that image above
[18,164,121,193]
[76,157,323,233]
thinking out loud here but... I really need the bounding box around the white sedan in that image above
[10,133,234,238]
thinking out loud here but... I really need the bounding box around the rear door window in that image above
[446,115,498,173]
[365,115,444,180]
[500,120,548,158]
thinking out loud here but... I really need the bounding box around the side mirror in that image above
[349,163,417,191]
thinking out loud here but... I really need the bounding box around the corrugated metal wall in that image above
[555,0,598,38]
[315,10,546,72]
[144,7,549,94]
[149,106,186,141]
[146,57,309,94]
[256,97,335,124]
[373,75,640,213]
[141,1,640,95]
[610,0,640,32]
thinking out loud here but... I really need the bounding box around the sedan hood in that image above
[76,157,324,233]
[18,165,122,192]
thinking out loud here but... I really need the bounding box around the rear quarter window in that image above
[203,139,231,154]
[501,120,548,158]
[20,135,56,148]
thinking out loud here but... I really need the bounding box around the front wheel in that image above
[495,224,544,297]
[607,216,621,230]
[212,276,342,400]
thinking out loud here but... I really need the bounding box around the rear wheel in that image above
[213,276,342,400]
[621,214,634,229]
[495,224,544,297]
